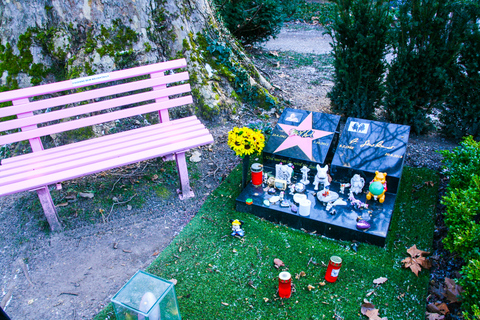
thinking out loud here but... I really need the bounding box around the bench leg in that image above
[175,152,194,200]
[36,186,63,231]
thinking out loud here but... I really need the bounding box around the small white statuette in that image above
[350,174,365,195]
[300,166,310,185]
[313,164,330,191]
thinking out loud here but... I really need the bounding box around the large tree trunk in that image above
[0,0,273,120]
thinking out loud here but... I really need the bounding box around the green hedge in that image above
[440,137,480,318]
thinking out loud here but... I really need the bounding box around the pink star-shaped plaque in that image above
[274,113,333,160]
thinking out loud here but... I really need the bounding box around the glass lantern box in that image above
[111,270,181,320]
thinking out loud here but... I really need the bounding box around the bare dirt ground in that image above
[0,24,458,319]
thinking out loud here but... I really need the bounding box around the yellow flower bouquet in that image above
[227,127,265,157]
[228,126,265,189]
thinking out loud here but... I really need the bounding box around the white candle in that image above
[298,199,311,217]
[138,291,160,320]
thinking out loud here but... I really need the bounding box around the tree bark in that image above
[0,0,273,121]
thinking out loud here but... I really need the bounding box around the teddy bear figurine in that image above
[366,171,388,203]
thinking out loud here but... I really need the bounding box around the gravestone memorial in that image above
[236,111,410,246]
[262,108,341,176]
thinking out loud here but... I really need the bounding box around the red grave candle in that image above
[251,163,263,187]
[278,271,292,298]
[325,256,342,283]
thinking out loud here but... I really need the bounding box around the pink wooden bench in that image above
[0,58,213,231]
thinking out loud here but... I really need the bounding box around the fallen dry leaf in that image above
[307,284,315,291]
[436,303,449,315]
[361,303,388,320]
[189,151,202,163]
[427,303,441,313]
[78,192,94,199]
[365,308,388,320]
[373,277,388,285]
[361,302,376,315]
[402,244,431,276]
[56,202,69,207]
[295,271,306,279]
[425,181,435,187]
[402,257,423,276]
[444,278,463,303]
[407,244,430,258]
[273,258,284,269]
[426,312,445,320]
[269,50,279,57]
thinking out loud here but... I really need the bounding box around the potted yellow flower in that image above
[228,127,265,189]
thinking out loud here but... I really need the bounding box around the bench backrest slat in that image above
[0,58,195,149]
[0,59,187,103]
[0,95,193,146]
[0,72,189,118]
[1,84,191,132]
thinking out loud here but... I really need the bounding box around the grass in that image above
[95,165,439,320]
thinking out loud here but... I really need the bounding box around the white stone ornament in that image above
[300,166,310,185]
[313,164,330,191]
[350,174,365,195]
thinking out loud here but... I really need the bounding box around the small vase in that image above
[242,155,250,190]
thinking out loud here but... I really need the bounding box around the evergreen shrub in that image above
[440,137,480,318]
[384,0,464,134]
[213,0,302,44]
[440,2,480,139]
[325,0,391,119]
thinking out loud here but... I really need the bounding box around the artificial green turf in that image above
[95,166,439,320]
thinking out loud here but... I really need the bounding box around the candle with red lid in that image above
[251,163,263,187]
[278,271,292,298]
[325,256,342,283]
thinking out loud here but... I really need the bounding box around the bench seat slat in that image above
[0,72,189,118]
[0,127,211,185]
[0,95,193,146]
[0,134,213,197]
[1,116,200,166]
[0,59,188,104]
[1,83,191,132]
[0,121,207,178]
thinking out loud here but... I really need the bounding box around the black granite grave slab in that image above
[331,118,410,194]
[263,108,341,176]
[236,180,396,247]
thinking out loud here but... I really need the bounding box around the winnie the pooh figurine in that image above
[366,171,387,203]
